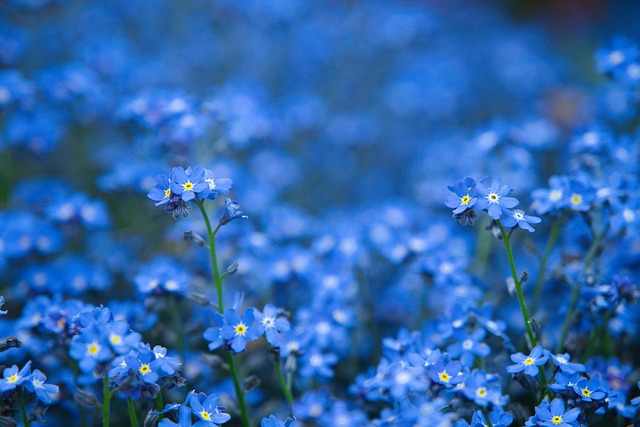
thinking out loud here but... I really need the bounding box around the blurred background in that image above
[2,0,640,425]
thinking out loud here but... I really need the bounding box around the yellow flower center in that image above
[200,411,211,421]
[551,415,563,425]
[523,357,534,365]
[438,371,451,383]
[183,181,194,191]
[235,323,247,336]
[488,193,499,202]
[581,388,591,397]
[110,335,122,345]
[57,318,66,329]
[164,188,171,197]
[87,342,100,356]
[461,195,471,205]
[7,374,19,383]
[139,364,150,375]
[476,387,487,397]
[571,193,582,205]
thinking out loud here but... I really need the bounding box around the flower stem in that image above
[481,408,494,427]
[156,390,164,422]
[497,222,536,347]
[274,356,294,406]
[196,200,250,427]
[0,148,12,208]
[227,353,251,427]
[18,394,30,427]
[196,201,224,309]
[127,398,138,427]
[556,225,608,353]
[532,218,564,314]
[497,221,549,394]
[103,372,112,427]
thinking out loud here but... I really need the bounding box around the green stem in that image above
[196,200,250,427]
[582,226,606,272]
[497,222,549,394]
[170,297,187,366]
[532,219,564,314]
[196,201,224,309]
[226,353,251,427]
[127,398,138,427]
[102,373,111,427]
[497,222,536,347]
[583,301,620,361]
[481,408,494,427]
[156,390,164,422]
[0,148,12,207]
[274,357,294,406]
[556,226,608,353]
[18,395,30,427]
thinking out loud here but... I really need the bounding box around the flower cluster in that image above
[158,390,231,427]
[147,166,232,218]
[446,176,541,231]
[0,361,59,405]
[204,305,291,353]
[2,0,640,425]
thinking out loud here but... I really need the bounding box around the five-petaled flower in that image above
[534,398,580,427]
[445,176,477,214]
[474,178,520,220]
[506,345,548,377]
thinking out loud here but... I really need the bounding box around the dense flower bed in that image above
[1,1,640,426]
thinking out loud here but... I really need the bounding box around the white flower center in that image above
[609,50,624,65]
[623,209,635,223]
[205,178,216,191]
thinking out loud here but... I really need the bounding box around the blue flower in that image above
[124,344,162,385]
[534,398,580,427]
[299,351,338,379]
[572,375,608,402]
[500,209,541,232]
[203,311,226,351]
[220,308,261,353]
[0,296,6,316]
[469,408,513,427]
[445,177,477,214]
[219,198,248,226]
[23,369,59,405]
[158,403,193,427]
[170,166,210,202]
[203,168,233,200]
[426,352,464,386]
[566,178,594,212]
[461,370,508,407]
[550,353,585,375]
[254,304,290,347]
[474,178,519,220]
[549,371,582,393]
[532,175,568,214]
[188,392,231,425]
[260,415,297,427]
[147,174,173,206]
[151,345,181,376]
[0,361,32,392]
[134,255,191,295]
[107,321,142,355]
[506,345,548,377]
[446,328,490,368]
[69,326,113,374]
[595,36,638,75]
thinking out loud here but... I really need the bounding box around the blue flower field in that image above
[1,1,640,426]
